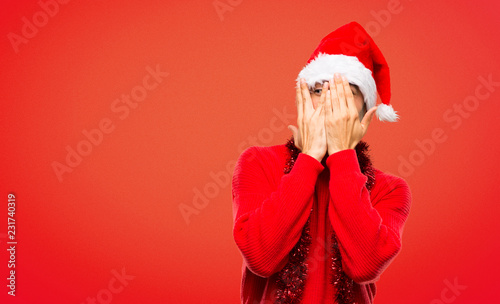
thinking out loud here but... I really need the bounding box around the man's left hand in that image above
[324,73,378,155]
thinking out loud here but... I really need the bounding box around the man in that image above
[232,21,411,304]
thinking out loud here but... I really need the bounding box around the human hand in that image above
[288,78,328,162]
[324,73,378,155]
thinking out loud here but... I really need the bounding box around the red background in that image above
[1,0,500,303]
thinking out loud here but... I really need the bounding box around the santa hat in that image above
[296,21,398,122]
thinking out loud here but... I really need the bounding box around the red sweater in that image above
[231,144,412,303]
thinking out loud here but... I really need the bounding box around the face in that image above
[310,81,367,120]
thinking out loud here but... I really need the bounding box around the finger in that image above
[329,78,340,115]
[295,81,301,109]
[319,81,328,105]
[296,80,304,132]
[296,79,303,110]
[334,74,347,114]
[324,84,332,118]
[361,106,378,131]
[312,96,323,118]
[317,81,328,121]
[342,76,358,117]
[300,78,314,117]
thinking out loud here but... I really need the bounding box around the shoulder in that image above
[370,167,412,212]
[373,168,410,190]
[232,144,290,194]
[236,144,289,171]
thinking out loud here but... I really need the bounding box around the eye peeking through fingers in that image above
[310,88,323,96]
[309,81,361,99]
[310,81,329,96]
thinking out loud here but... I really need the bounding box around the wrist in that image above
[303,151,323,162]
[328,147,349,155]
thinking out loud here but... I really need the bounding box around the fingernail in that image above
[342,75,347,81]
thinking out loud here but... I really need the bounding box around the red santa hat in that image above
[297,21,398,122]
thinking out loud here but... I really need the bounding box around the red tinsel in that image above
[275,136,375,304]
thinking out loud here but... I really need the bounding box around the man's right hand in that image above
[288,78,328,162]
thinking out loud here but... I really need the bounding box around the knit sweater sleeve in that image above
[232,146,324,278]
[326,149,412,284]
